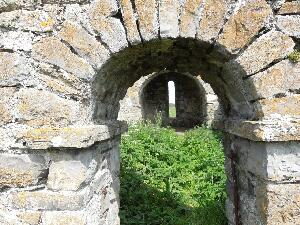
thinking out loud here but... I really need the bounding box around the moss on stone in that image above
[288,50,300,63]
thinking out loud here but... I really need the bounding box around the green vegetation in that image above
[169,103,176,118]
[288,50,300,63]
[120,121,227,225]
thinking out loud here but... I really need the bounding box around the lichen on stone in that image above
[288,50,300,63]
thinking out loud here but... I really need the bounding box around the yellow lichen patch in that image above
[135,0,158,39]
[0,168,34,188]
[40,18,54,28]
[179,0,205,36]
[218,0,272,53]
[256,95,300,118]
[17,211,41,225]
[197,0,228,42]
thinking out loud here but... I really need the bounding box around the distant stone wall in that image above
[118,72,223,127]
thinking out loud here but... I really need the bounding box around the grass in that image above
[169,104,176,118]
[120,121,227,225]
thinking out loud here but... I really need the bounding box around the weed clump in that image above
[120,121,226,225]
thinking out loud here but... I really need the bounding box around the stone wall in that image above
[0,0,299,224]
[118,72,223,127]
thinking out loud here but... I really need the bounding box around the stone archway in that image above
[0,0,299,225]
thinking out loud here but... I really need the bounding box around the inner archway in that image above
[140,72,207,129]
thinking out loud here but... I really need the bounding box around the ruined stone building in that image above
[0,0,299,224]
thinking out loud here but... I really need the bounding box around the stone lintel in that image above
[11,121,127,150]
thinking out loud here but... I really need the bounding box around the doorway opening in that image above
[168,81,176,118]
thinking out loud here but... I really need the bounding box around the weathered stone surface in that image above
[41,211,86,225]
[32,37,95,80]
[34,61,91,100]
[234,139,300,182]
[135,0,159,41]
[0,52,31,86]
[0,10,55,32]
[197,0,229,42]
[234,30,295,76]
[223,118,300,142]
[0,0,38,12]
[11,190,86,210]
[0,31,33,51]
[246,60,300,100]
[17,211,41,225]
[254,95,300,119]
[15,89,80,127]
[15,123,126,149]
[276,15,300,38]
[47,161,87,191]
[43,0,86,3]
[0,87,15,125]
[217,0,272,53]
[0,153,47,188]
[266,183,300,224]
[179,0,204,38]
[90,0,128,53]
[119,0,141,44]
[278,1,300,15]
[59,22,110,68]
[159,0,180,38]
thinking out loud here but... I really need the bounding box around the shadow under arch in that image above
[138,71,208,128]
[92,38,254,124]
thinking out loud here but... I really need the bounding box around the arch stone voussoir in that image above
[0,1,300,225]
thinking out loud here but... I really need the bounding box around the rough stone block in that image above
[135,0,159,41]
[17,211,42,225]
[15,89,80,127]
[159,0,180,38]
[245,60,300,100]
[217,0,272,54]
[0,52,31,86]
[197,0,229,42]
[278,1,300,15]
[254,95,300,119]
[41,211,86,225]
[0,10,55,32]
[0,0,39,13]
[0,31,33,51]
[179,0,205,38]
[59,22,110,68]
[32,37,95,80]
[119,0,141,44]
[0,153,47,188]
[90,0,128,53]
[276,15,300,39]
[0,87,15,125]
[47,161,87,191]
[11,190,86,210]
[235,30,295,76]
[266,183,300,224]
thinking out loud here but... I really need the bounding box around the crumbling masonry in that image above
[0,0,300,224]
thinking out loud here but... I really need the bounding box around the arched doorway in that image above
[0,1,299,225]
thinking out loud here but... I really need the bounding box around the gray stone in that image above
[59,22,110,68]
[89,0,128,52]
[134,0,159,41]
[0,31,33,51]
[235,30,295,76]
[0,10,55,32]
[32,37,95,81]
[41,211,86,225]
[276,15,300,39]
[159,0,180,38]
[0,153,47,188]
[47,160,87,191]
